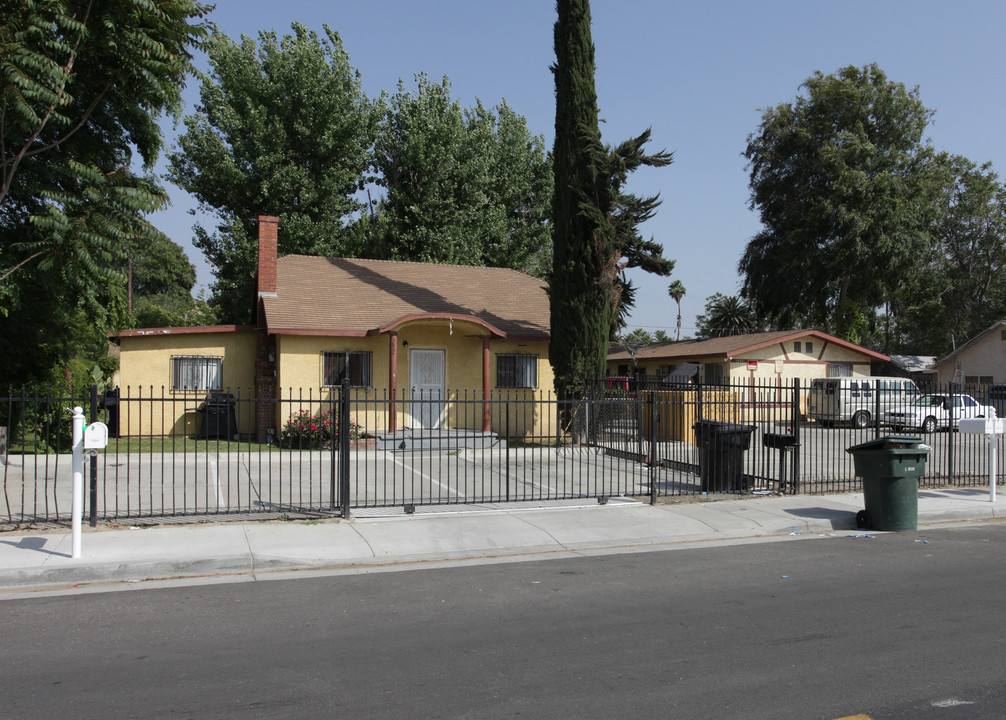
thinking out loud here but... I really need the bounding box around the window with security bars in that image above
[497,354,538,388]
[172,356,222,392]
[323,351,372,387]
[827,363,853,377]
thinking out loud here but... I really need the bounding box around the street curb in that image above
[1,507,1003,594]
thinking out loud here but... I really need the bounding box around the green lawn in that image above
[5,434,331,455]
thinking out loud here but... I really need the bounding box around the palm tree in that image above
[668,280,686,340]
[699,294,758,337]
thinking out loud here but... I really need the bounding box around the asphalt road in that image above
[4,526,1006,719]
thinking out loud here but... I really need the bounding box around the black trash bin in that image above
[846,435,929,531]
[198,393,238,440]
[102,388,120,438]
[693,419,757,492]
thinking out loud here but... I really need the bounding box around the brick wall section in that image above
[256,216,279,442]
[257,215,279,296]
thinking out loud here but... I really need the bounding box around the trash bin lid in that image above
[846,435,926,453]
[692,419,756,433]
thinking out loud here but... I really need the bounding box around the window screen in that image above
[827,364,852,377]
[497,354,538,388]
[172,356,222,392]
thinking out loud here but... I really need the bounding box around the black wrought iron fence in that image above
[2,378,1003,527]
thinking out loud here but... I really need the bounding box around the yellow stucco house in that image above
[117,217,554,441]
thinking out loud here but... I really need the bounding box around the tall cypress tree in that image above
[550,0,676,401]
[550,0,612,399]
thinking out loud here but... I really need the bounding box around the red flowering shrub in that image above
[280,409,360,448]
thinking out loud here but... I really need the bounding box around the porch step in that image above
[374,429,506,452]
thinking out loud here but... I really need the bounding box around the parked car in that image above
[884,394,996,433]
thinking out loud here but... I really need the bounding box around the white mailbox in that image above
[958,417,1004,503]
[83,421,109,450]
[959,418,1005,435]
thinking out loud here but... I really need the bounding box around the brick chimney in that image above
[255,215,279,443]
[257,215,279,297]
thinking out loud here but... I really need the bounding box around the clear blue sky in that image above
[151,0,1006,337]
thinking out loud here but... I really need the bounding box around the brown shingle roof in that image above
[608,330,889,362]
[261,256,550,339]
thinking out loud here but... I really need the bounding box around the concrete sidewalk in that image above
[1,487,1004,595]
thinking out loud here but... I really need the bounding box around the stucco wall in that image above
[118,330,257,436]
[276,321,555,439]
[937,327,1006,386]
[117,319,555,440]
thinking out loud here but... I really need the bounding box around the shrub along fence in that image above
[1,378,1002,528]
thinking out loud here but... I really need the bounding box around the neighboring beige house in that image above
[934,320,1006,389]
[607,329,890,385]
[608,330,890,441]
[118,216,554,440]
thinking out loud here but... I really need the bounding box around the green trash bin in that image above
[846,436,930,531]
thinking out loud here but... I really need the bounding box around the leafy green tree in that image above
[668,279,686,341]
[696,294,759,337]
[168,23,381,322]
[654,330,671,342]
[550,0,674,398]
[894,154,1006,355]
[2,0,210,288]
[372,75,552,276]
[118,227,216,329]
[0,0,210,387]
[122,233,196,305]
[740,64,934,340]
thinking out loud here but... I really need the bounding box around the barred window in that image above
[497,354,538,388]
[323,351,372,387]
[172,356,222,392]
[827,363,853,378]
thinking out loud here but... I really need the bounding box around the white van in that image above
[807,376,920,428]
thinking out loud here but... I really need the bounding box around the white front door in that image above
[409,349,445,429]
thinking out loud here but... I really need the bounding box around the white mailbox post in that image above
[71,409,109,558]
[959,417,1005,502]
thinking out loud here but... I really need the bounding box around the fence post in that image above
[792,377,801,493]
[649,392,658,505]
[89,384,98,527]
[874,383,881,438]
[948,382,956,485]
[506,401,511,502]
[329,389,337,511]
[340,377,351,518]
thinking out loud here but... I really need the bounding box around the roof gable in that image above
[261,256,550,339]
[936,320,1006,365]
[608,329,889,362]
